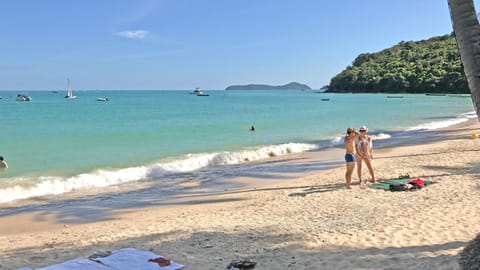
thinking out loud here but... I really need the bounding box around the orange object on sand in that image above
[148,257,171,267]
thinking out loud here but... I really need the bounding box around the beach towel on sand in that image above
[96,248,184,270]
[35,258,111,270]
[370,178,430,191]
[18,248,184,270]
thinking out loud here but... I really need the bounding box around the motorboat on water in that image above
[190,87,209,96]
[16,94,32,101]
[97,97,109,102]
[190,87,201,94]
[425,93,446,96]
[64,78,77,99]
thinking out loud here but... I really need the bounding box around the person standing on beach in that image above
[355,126,375,186]
[344,127,359,189]
[0,156,8,169]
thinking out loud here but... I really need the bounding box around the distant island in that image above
[225,82,311,90]
[326,34,469,94]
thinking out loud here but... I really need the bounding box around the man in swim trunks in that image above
[344,127,358,189]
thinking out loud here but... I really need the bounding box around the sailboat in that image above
[64,78,77,99]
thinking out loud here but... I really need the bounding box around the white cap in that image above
[359,126,368,131]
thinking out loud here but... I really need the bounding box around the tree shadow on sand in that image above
[1,228,469,270]
[288,183,345,197]
[458,232,480,270]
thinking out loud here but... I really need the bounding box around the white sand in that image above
[1,121,479,270]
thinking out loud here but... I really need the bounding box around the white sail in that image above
[64,78,76,99]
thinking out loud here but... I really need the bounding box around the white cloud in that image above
[116,30,150,40]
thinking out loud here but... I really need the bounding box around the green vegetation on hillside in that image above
[327,34,469,93]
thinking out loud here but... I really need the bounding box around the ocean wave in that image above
[0,142,318,203]
[371,133,392,140]
[460,111,478,119]
[329,132,391,147]
[404,111,475,131]
[329,136,344,147]
[407,117,469,131]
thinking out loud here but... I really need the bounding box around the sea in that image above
[0,90,476,207]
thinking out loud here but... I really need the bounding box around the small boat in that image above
[425,93,446,96]
[191,87,209,96]
[97,97,109,102]
[64,78,77,99]
[321,98,330,101]
[16,94,32,101]
[387,96,404,98]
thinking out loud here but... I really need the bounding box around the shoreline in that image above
[0,107,475,205]
[1,119,480,269]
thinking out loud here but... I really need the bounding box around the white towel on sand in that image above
[96,248,184,270]
[36,258,111,270]
[18,248,184,270]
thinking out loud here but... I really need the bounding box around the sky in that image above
[0,0,477,90]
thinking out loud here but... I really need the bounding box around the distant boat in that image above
[321,98,330,101]
[387,96,404,98]
[16,94,32,101]
[191,87,209,96]
[64,78,77,99]
[97,97,109,102]
[425,93,446,96]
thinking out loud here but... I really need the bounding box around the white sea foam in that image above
[329,136,344,147]
[460,111,478,119]
[0,142,318,203]
[371,133,391,140]
[403,111,477,132]
[329,132,391,147]
[407,117,469,131]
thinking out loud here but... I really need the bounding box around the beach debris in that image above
[227,259,256,270]
[287,261,296,267]
[148,257,171,267]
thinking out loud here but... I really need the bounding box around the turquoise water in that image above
[0,90,475,203]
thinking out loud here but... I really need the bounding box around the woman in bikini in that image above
[355,126,375,186]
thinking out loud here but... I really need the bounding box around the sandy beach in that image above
[1,120,480,270]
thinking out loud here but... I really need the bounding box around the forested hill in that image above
[225,82,311,90]
[326,34,469,93]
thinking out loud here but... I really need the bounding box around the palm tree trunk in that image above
[448,0,480,121]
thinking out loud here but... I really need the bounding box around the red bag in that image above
[408,178,425,187]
